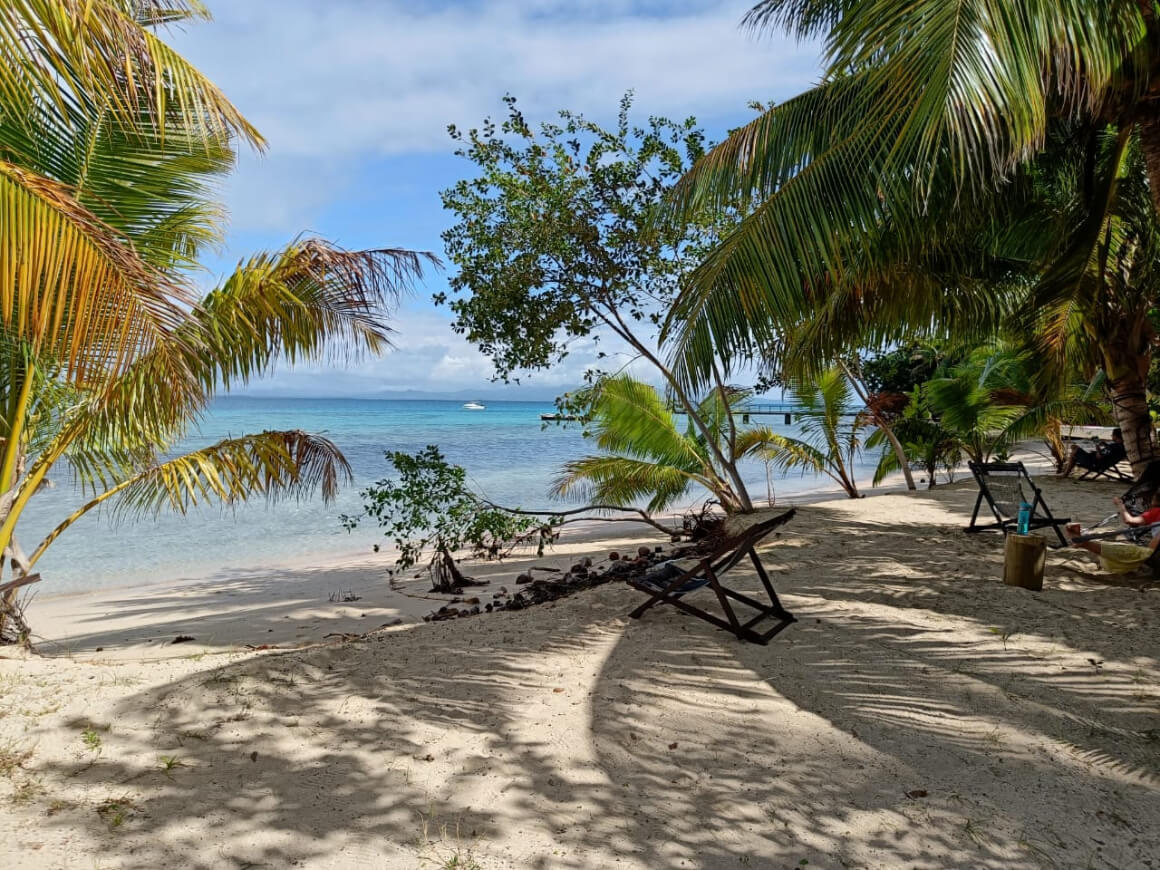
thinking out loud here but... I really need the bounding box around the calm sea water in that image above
[18,397,884,594]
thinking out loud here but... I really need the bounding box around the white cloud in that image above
[170,1,819,233]
[175,1,817,159]
[164,1,819,394]
[242,304,640,397]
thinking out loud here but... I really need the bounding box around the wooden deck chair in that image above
[627,509,796,645]
[966,461,1070,546]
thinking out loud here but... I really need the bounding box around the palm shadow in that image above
[29,483,1160,869]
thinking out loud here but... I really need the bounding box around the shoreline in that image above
[20,451,1057,660]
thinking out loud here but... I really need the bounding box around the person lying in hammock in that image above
[1066,492,1160,573]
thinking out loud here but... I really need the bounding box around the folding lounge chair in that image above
[966,461,1070,546]
[1075,440,1132,483]
[627,509,796,645]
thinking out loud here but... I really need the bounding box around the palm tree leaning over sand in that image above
[661,0,1160,473]
[0,2,435,641]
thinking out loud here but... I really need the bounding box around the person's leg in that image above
[1061,445,1088,478]
[1065,522,1103,556]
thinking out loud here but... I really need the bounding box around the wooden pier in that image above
[669,403,863,425]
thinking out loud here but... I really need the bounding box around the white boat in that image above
[462,401,486,410]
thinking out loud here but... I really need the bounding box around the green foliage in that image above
[439,93,721,382]
[662,2,1160,468]
[81,729,103,756]
[344,447,549,592]
[758,369,865,499]
[551,375,775,514]
[860,345,948,398]
[867,389,963,488]
[0,11,434,624]
[868,345,1109,482]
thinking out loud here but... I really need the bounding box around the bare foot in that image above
[1065,523,1083,545]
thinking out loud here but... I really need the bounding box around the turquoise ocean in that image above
[19,397,885,595]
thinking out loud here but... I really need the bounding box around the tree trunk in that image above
[0,536,33,646]
[1107,371,1156,474]
[874,418,915,490]
[837,361,915,490]
[430,547,485,594]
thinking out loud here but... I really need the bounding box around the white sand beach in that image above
[1,473,1158,869]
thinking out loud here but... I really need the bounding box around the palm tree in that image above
[757,368,865,499]
[0,4,434,642]
[551,375,778,515]
[662,1,1160,472]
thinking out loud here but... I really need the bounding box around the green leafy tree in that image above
[343,447,547,593]
[440,95,762,512]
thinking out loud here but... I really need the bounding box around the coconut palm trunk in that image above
[1107,369,1156,473]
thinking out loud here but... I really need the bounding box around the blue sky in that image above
[168,0,821,398]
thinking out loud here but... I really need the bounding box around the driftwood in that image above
[0,572,41,595]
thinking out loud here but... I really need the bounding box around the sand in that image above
[1,470,1158,869]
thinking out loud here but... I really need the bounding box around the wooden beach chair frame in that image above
[627,510,796,645]
[966,461,1070,546]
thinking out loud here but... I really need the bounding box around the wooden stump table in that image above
[1004,533,1046,591]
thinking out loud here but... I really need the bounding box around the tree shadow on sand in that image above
[29,483,1160,869]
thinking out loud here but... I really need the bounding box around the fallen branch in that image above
[0,572,41,595]
[479,501,682,538]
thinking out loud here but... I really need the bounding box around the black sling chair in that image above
[966,461,1070,546]
[1074,439,1132,482]
[627,509,796,645]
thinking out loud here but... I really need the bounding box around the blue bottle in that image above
[1017,502,1032,535]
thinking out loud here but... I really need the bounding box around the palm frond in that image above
[27,430,352,569]
[583,375,708,471]
[550,455,700,514]
[0,160,192,384]
[0,94,234,272]
[0,0,263,148]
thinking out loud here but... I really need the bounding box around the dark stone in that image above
[516,573,533,584]
[609,552,620,561]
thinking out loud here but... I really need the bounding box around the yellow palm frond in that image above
[0,160,193,384]
[27,430,352,569]
[0,0,263,148]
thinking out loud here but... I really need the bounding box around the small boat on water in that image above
[462,401,486,410]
